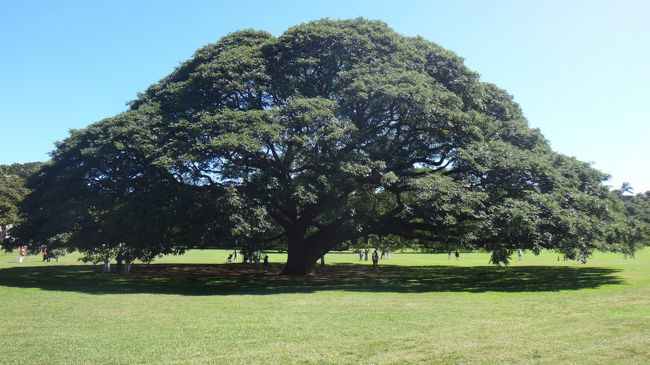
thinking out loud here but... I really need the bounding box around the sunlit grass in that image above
[0,249,648,364]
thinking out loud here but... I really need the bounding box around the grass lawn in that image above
[0,249,648,364]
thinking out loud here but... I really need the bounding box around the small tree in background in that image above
[0,162,42,243]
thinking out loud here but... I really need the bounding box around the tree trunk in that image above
[282,250,318,275]
[115,258,123,273]
[123,261,132,275]
[102,258,111,273]
[281,231,321,275]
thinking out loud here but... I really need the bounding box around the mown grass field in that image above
[0,249,648,364]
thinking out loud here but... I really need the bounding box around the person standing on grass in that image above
[233,250,238,262]
[19,245,26,263]
[455,250,460,261]
[372,249,379,270]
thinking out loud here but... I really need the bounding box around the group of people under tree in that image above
[233,249,270,268]
[13,245,61,264]
[354,248,381,270]
[226,249,238,263]
[357,247,390,260]
[447,250,461,260]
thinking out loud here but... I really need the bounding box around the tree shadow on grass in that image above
[0,263,623,296]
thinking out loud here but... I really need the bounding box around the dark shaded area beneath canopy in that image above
[0,263,623,296]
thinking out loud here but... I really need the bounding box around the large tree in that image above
[12,19,628,274]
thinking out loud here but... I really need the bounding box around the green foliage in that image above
[0,162,42,241]
[0,173,24,228]
[12,19,638,271]
[604,186,650,256]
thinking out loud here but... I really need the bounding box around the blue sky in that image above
[1,0,648,192]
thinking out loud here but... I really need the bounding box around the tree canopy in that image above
[607,187,650,257]
[10,19,645,274]
[0,162,42,240]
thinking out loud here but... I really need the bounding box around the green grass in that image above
[0,249,648,364]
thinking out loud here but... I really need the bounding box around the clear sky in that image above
[1,0,648,192]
